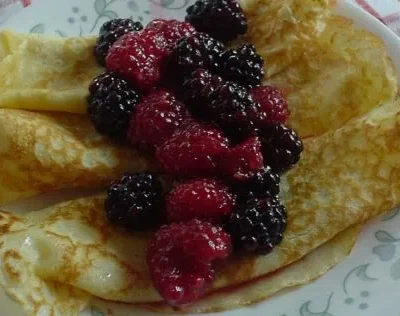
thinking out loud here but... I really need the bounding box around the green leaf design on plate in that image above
[299,293,334,316]
[91,306,105,316]
[373,244,396,261]
[390,258,400,280]
[102,10,119,20]
[55,29,67,37]
[343,264,377,295]
[95,0,107,14]
[382,208,400,222]
[128,0,139,12]
[375,230,400,243]
[161,0,175,7]
[30,23,45,34]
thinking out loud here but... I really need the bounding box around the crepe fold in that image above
[0,100,398,314]
[0,109,154,205]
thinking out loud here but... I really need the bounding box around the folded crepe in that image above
[0,109,154,205]
[0,100,398,314]
[0,30,102,114]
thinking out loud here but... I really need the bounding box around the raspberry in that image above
[209,81,259,142]
[171,33,224,76]
[232,166,280,203]
[146,19,196,48]
[219,136,264,181]
[128,89,187,150]
[185,0,247,43]
[106,30,168,92]
[105,172,163,231]
[259,124,303,174]
[250,86,290,126]
[182,69,223,120]
[94,18,143,66]
[87,72,141,140]
[156,120,229,177]
[148,219,232,306]
[226,198,286,254]
[220,44,264,88]
[166,178,236,223]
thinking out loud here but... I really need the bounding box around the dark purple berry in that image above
[220,44,264,88]
[105,172,163,231]
[87,72,141,141]
[185,0,247,43]
[226,197,287,254]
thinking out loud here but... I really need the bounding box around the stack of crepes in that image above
[0,0,399,314]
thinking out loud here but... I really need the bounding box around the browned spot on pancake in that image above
[3,250,23,281]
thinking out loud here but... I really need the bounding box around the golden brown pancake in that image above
[0,31,103,114]
[0,100,398,314]
[0,109,154,205]
[266,16,398,137]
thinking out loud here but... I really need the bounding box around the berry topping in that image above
[220,44,264,88]
[259,124,303,174]
[94,18,143,66]
[226,197,286,254]
[185,0,247,43]
[106,30,167,92]
[128,89,187,150]
[87,72,141,140]
[250,86,289,126]
[232,166,280,203]
[148,219,232,306]
[209,81,259,142]
[220,136,264,181]
[156,120,229,177]
[166,178,236,223]
[171,33,225,75]
[105,172,164,231]
[146,19,196,48]
[183,69,223,120]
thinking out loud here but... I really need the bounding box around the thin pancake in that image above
[266,16,398,137]
[0,100,398,310]
[0,109,154,205]
[0,30,103,114]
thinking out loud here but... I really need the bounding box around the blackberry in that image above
[220,44,264,88]
[209,81,259,142]
[105,172,164,231]
[171,33,225,75]
[94,18,143,66]
[182,69,223,119]
[227,197,287,254]
[185,0,247,43]
[259,124,303,174]
[232,166,280,203]
[87,72,141,141]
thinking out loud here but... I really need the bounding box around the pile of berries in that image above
[89,0,303,307]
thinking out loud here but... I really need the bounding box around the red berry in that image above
[146,19,196,50]
[220,136,264,181]
[250,86,290,126]
[106,29,167,92]
[166,178,236,223]
[128,89,187,150]
[156,120,229,176]
[147,219,232,306]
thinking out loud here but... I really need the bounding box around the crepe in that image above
[241,0,332,77]
[0,100,398,314]
[266,16,398,137]
[0,109,154,205]
[0,30,103,114]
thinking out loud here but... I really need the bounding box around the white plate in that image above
[1,1,400,315]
